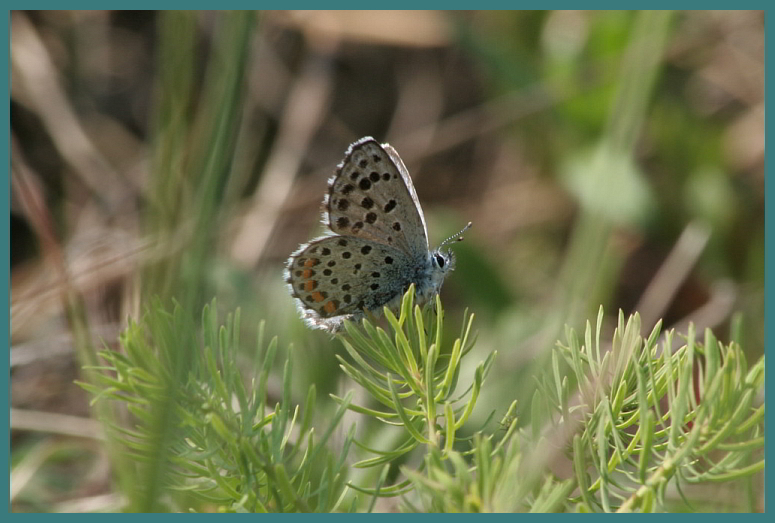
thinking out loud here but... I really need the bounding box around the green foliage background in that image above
[10,10,764,512]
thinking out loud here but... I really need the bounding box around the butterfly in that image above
[285,137,470,333]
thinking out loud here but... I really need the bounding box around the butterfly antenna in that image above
[440,221,473,248]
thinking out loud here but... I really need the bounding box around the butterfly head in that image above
[428,221,472,283]
[430,248,456,274]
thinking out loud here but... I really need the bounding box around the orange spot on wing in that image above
[302,269,313,279]
[311,291,325,302]
[304,280,318,291]
[304,258,320,267]
[323,300,340,315]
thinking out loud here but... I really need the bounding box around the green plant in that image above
[79,299,353,512]
[524,308,764,512]
[80,290,764,512]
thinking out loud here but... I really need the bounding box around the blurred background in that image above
[10,10,764,512]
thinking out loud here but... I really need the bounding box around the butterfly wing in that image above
[285,235,415,331]
[324,137,430,261]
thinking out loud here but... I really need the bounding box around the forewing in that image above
[324,137,429,260]
[285,235,414,323]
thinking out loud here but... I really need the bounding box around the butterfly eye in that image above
[434,253,445,268]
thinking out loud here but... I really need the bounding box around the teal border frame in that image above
[4,6,770,516]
